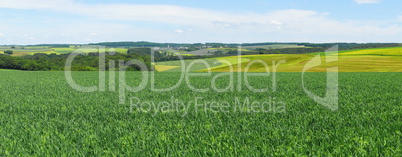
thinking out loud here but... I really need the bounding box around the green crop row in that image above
[0,71,400,156]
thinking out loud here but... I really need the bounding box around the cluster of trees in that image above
[3,50,13,55]
[301,43,400,50]
[0,55,48,71]
[127,48,152,56]
[244,47,327,55]
[128,47,167,61]
[214,49,238,55]
[26,44,70,48]
[241,42,301,46]
[90,41,179,48]
[0,52,152,71]
[154,55,217,62]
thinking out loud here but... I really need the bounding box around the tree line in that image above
[300,43,400,50]
[243,47,327,55]
[0,52,152,71]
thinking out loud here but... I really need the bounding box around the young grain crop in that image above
[0,71,400,156]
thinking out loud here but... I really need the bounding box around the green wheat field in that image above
[0,71,400,156]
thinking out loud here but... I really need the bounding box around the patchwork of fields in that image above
[155,57,249,72]
[242,44,305,50]
[52,48,128,54]
[180,48,250,56]
[155,47,402,72]
[0,47,128,56]
[0,48,56,56]
[0,71,400,155]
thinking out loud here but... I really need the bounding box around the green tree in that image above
[4,50,13,55]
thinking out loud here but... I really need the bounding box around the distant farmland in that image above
[181,49,217,56]
[156,47,402,72]
[242,44,305,50]
[0,71,400,156]
[0,47,128,56]
[179,44,306,56]
[0,48,55,56]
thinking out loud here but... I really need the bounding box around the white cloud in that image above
[354,0,381,4]
[0,0,401,43]
[175,29,193,34]
[0,0,72,9]
[89,33,98,36]
[270,20,282,25]
[175,29,184,33]
[0,33,4,37]
[269,20,283,30]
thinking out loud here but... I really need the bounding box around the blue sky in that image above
[0,0,402,44]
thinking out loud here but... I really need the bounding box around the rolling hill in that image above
[154,47,402,72]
